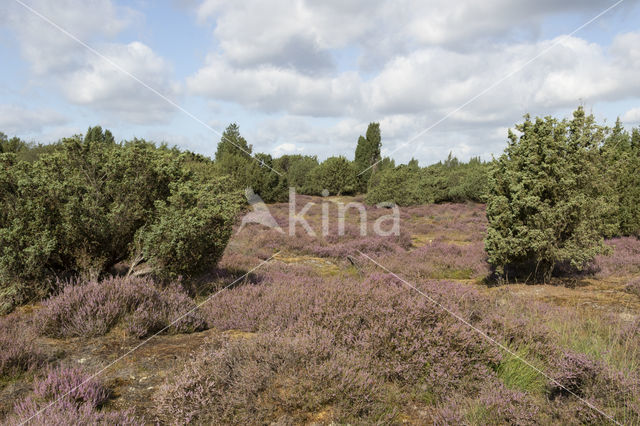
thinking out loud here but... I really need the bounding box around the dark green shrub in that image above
[420,154,489,203]
[307,156,357,195]
[246,153,288,202]
[601,120,640,237]
[365,164,423,205]
[0,132,28,154]
[137,178,244,278]
[274,154,319,194]
[365,155,489,206]
[485,108,611,282]
[0,127,244,311]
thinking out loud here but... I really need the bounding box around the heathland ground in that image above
[2,197,639,424]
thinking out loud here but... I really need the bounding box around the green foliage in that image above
[423,155,489,203]
[274,154,319,194]
[366,155,489,206]
[485,108,611,282]
[307,156,357,195]
[213,124,287,202]
[354,122,382,192]
[137,178,244,278]
[601,119,640,237]
[0,133,27,154]
[496,347,546,394]
[0,126,243,311]
[365,164,423,205]
[0,132,60,162]
[215,123,252,161]
[247,153,289,203]
[378,156,396,172]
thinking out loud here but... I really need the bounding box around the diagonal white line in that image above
[358,0,625,177]
[13,0,283,177]
[19,251,281,425]
[357,251,622,426]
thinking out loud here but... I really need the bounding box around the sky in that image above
[1,0,640,166]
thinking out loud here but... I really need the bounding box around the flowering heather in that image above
[4,198,640,422]
[380,239,490,280]
[154,329,397,424]
[10,398,136,426]
[178,269,527,423]
[249,226,411,260]
[9,367,136,425]
[193,262,640,424]
[593,237,640,277]
[404,202,487,242]
[32,365,110,408]
[549,351,600,399]
[0,313,44,377]
[546,351,640,422]
[36,276,206,338]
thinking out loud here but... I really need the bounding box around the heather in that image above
[434,383,540,424]
[593,237,640,277]
[381,239,489,280]
[0,313,45,378]
[169,264,639,424]
[162,287,504,423]
[37,276,206,338]
[8,366,135,425]
[31,365,110,408]
[9,399,136,426]
[2,196,640,423]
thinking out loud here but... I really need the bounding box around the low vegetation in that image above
[8,366,134,425]
[37,276,205,339]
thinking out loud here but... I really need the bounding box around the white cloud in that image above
[622,107,640,124]
[402,0,620,48]
[3,0,178,125]
[368,35,638,118]
[272,142,304,156]
[4,0,640,164]
[2,0,136,75]
[62,42,179,124]
[194,0,627,74]
[188,31,640,157]
[186,55,362,116]
[196,0,381,73]
[230,24,640,164]
[0,105,67,135]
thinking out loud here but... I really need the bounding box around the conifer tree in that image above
[215,123,252,161]
[485,107,610,282]
[354,122,382,192]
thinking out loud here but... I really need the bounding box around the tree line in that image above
[200,121,492,204]
[1,106,639,309]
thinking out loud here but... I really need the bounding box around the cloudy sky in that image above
[1,0,640,165]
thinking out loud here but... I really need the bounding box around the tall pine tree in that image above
[354,122,382,192]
